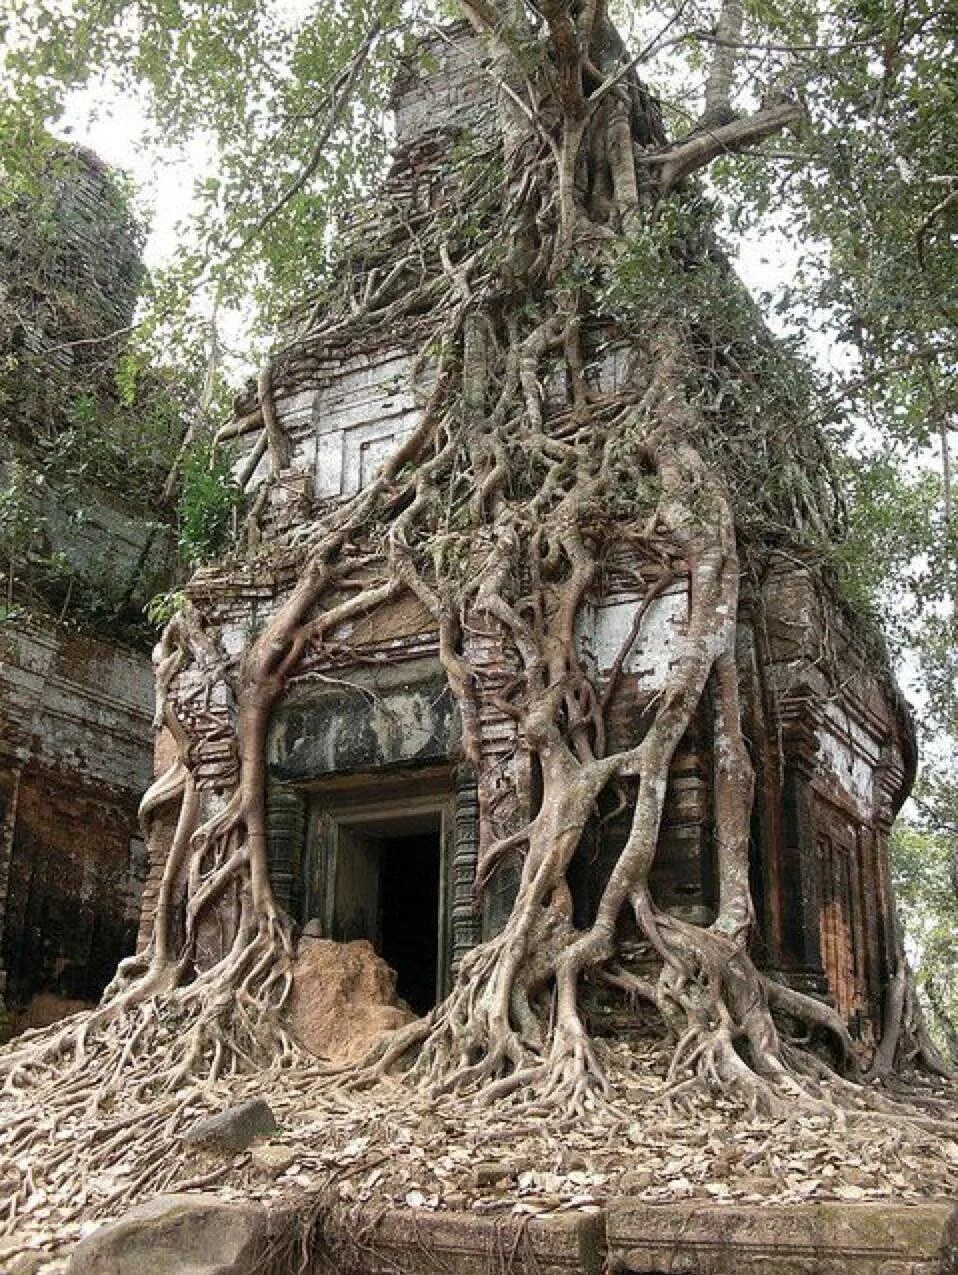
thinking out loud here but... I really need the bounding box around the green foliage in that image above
[712,0,957,741]
[891,821,958,1062]
[17,375,183,511]
[600,196,713,320]
[145,588,188,628]
[177,443,239,566]
[599,192,837,543]
[0,459,46,557]
[831,455,939,627]
[2,0,410,365]
[115,352,141,409]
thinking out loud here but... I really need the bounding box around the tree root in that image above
[2,0,954,1226]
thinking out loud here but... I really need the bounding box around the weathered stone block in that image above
[269,670,459,781]
[181,1098,278,1154]
[67,1193,275,1275]
[606,1199,958,1275]
[326,1207,606,1275]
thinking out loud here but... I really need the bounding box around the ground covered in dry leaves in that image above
[3,1029,956,1273]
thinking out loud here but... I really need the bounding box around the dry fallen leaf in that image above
[834,1184,866,1201]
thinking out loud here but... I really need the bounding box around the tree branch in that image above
[649,100,803,192]
[702,0,743,124]
[230,17,384,258]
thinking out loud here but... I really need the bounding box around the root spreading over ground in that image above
[2,1034,957,1271]
[1,0,955,1258]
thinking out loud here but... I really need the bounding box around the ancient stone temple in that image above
[0,145,171,1033]
[138,29,913,1048]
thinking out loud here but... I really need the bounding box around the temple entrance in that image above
[333,812,443,1014]
[265,762,483,1010]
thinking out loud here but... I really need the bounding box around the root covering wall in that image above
[137,28,915,1052]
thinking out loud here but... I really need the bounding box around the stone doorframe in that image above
[266,763,482,999]
[313,784,454,1001]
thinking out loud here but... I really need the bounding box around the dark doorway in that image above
[380,832,441,1014]
[332,813,442,1014]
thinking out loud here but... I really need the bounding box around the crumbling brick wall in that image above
[0,144,170,1034]
[0,143,142,439]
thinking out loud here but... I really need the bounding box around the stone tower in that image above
[138,29,914,1051]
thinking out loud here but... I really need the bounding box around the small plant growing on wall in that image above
[177,441,239,566]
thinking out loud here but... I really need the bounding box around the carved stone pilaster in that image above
[777,691,827,994]
[451,765,481,975]
[266,784,307,919]
[660,743,713,924]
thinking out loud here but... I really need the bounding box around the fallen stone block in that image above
[181,1098,278,1154]
[288,938,415,1064]
[67,1193,271,1275]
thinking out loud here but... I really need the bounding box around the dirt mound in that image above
[11,993,97,1035]
[288,937,415,1063]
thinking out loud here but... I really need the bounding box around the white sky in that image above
[65,85,212,273]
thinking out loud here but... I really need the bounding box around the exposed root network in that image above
[1,0,955,1248]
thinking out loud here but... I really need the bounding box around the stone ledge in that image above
[64,1194,958,1275]
[328,1206,606,1275]
[605,1199,958,1275]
